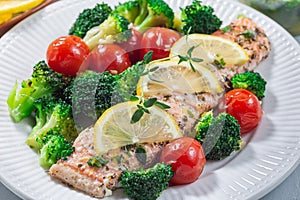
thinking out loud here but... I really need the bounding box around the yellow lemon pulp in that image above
[94,101,182,155]
[136,60,223,97]
[170,34,249,67]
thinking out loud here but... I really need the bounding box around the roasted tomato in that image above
[160,137,206,185]
[225,89,263,134]
[140,27,181,61]
[119,28,143,64]
[88,44,131,74]
[46,35,90,76]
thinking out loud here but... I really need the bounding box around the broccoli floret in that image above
[231,71,267,100]
[111,51,153,104]
[113,0,140,23]
[69,3,112,38]
[195,111,242,160]
[26,98,77,151]
[38,132,74,169]
[83,13,131,50]
[174,0,222,34]
[65,70,118,129]
[133,0,174,33]
[120,163,173,200]
[7,61,72,123]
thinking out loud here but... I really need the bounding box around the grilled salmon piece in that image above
[213,17,271,80]
[153,92,222,137]
[49,127,166,198]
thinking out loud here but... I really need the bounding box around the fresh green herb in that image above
[240,30,256,40]
[87,156,109,168]
[220,25,231,33]
[177,45,204,72]
[237,14,246,19]
[135,146,147,165]
[130,96,170,124]
[214,58,226,68]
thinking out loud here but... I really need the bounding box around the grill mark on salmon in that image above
[49,127,167,198]
[213,17,271,80]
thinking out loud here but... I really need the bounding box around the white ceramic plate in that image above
[1,0,300,199]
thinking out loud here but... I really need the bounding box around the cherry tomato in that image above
[160,137,206,185]
[88,44,131,74]
[46,35,90,76]
[119,28,143,64]
[225,89,263,134]
[140,27,181,61]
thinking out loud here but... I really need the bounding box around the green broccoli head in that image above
[7,61,71,123]
[113,0,140,23]
[177,0,222,34]
[196,111,242,160]
[38,133,74,169]
[69,3,112,38]
[111,51,153,104]
[26,98,77,151]
[231,71,267,100]
[120,163,173,200]
[134,0,174,33]
[65,70,118,130]
[83,13,131,50]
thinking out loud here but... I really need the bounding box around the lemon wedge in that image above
[136,60,223,97]
[170,34,249,67]
[0,0,44,16]
[0,13,13,24]
[94,101,182,155]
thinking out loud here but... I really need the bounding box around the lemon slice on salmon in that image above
[136,60,223,97]
[94,101,182,155]
[170,34,249,67]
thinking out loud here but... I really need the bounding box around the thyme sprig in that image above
[130,96,170,124]
[177,45,204,72]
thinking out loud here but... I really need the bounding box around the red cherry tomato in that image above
[119,28,143,64]
[46,35,90,76]
[88,44,131,74]
[225,89,263,134]
[140,27,181,61]
[160,137,206,185]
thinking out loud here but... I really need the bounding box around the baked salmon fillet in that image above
[213,17,271,80]
[49,127,167,198]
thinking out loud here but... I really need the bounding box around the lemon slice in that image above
[136,60,223,97]
[170,34,249,67]
[0,13,13,24]
[94,101,182,154]
[0,0,44,15]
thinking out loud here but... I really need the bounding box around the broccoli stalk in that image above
[69,3,112,38]
[26,98,77,151]
[83,13,131,50]
[38,132,74,169]
[120,163,173,200]
[7,61,71,123]
[230,71,267,100]
[174,0,222,34]
[133,0,174,33]
[195,111,242,160]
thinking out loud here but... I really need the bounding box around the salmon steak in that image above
[49,127,167,198]
[213,17,271,80]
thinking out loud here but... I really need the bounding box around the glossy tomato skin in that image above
[225,89,263,134]
[140,27,181,61]
[160,137,206,185]
[88,44,131,74]
[46,35,90,76]
[119,28,143,64]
